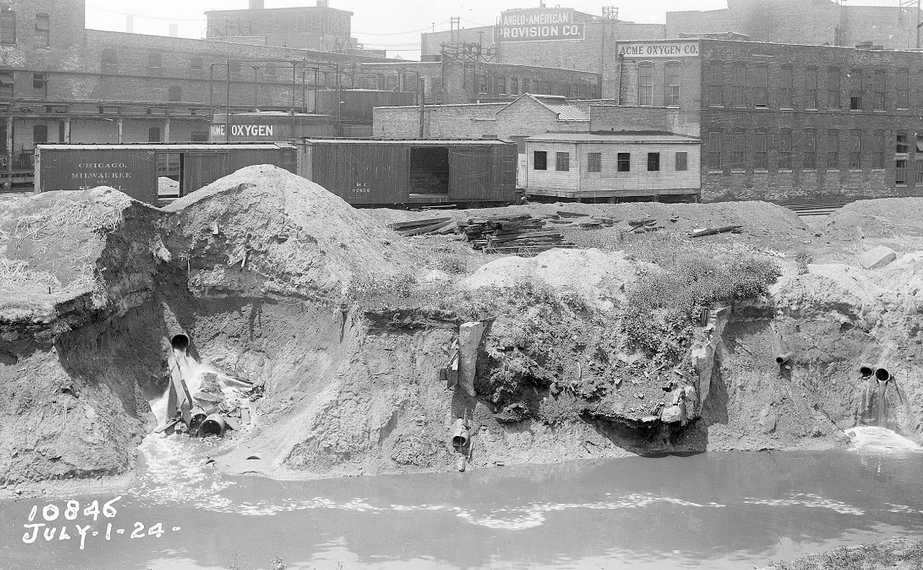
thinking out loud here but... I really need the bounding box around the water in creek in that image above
[2,428,923,570]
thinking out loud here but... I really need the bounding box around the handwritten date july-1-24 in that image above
[21,497,181,550]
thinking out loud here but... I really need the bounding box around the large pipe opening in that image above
[451,418,469,450]
[776,352,793,365]
[198,414,227,438]
[171,334,190,351]
[859,366,874,377]
[875,368,891,382]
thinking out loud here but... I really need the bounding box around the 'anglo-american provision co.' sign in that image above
[495,8,585,42]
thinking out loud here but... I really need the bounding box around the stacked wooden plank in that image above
[458,214,570,254]
[388,217,457,237]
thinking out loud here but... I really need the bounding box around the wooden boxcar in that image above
[34,143,297,205]
[296,138,518,206]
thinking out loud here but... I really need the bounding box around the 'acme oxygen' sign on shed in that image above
[495,8,585,42]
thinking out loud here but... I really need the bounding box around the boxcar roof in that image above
[298,138,512,146]
[35,143,296,151]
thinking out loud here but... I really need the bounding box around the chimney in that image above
[126,14,133,33]
[249,0,264,9]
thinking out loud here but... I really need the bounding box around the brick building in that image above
[615,38,923,202]
[667,0,923,51]
[0,0,400,186]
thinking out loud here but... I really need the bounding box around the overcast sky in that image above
[84,0,903,57]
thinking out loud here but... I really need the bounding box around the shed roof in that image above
[298,138,511,146]
[499,94,590,121]
[35,143,296,151]
[527,132,700,144]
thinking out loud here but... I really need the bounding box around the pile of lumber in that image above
[458,214,570,253]
[388,217,457,236]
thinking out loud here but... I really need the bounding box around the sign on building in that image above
[617,41,700,58]
[495,8,585,42]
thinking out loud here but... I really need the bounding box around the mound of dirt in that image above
[163,165,418,299]
[763,537,923,570]
[463,248,649,311]
[821,198,923,251]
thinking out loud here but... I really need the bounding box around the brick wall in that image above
[590,106,700,138]
[373,103,504,138]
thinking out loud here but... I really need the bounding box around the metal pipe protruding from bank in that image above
[452,418,469,450]
[776,352,793,365]
[171,333,190,351]
[198,414,227,438]
[875,368,892,382]
[859,366,874,378]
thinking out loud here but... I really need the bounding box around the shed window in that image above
[647,152,660,172]
[33,72,46,95]
[639,63,653,106]
[617,152,630,172]
[168,86,182,101]
[33,124,47,143]
[34,13,48,47]
[148,127,161,142]
[665,63,680,106]
[587,152,602,173]
[0,10,15,45]
[0,71,13,97]
[675,152,688,171]
[555,152,570,172]
[149,52,162,69]
[534,151,547,170]
[101,49,118,72]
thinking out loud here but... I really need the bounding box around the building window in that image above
[731,63,746,106]
[148,127,161,142]
[675,152,688,171]
[168,86,182,101]
[896,159,907,185]
[751,65,768,107]
[916,132,923,153]
[827,68,841,109]
[556,152,570,172]
[34,13,49,47]
[850,131,862,169]
[477,74,487,95]
[149,52,162,69]
[665,62,680,106]
[779,130,793,170]
[873,131,885,168]
[647,152,660,172]
[510,77,519,95]
[32,72,46,96]
[897,132,909,154]
[0,71,13,97]
[754,131,768,170]
[534,151,547,170]
[191,131,208,142]
[873,70,886,110]
[498,77,506,95]
[101,49,118,73]
[522,78,530,93]
[587,152,602,173]
[617,152,631,172]
[827,130,839,169]
[0,10,16,45]
[779,66,793,108]
[731,131,745,169]
[639,62,654,106]
[850,69,863,110]
[897,68,909,109]
[804,130,817,169]
[805,68,818,109]
[707,131,721,170]
[915,161,923,184]
[708,61,723,106]
[190,57,204,71]
[33,124,47,143]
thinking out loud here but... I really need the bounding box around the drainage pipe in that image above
[775,352,793,365]
[198,414,227,438]
[859,366,874,378]
[451,418,469,450]
[170,332,190,351]
[875,368,892,382]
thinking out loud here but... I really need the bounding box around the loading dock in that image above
[297,138,517,206]
[34,143,298,206]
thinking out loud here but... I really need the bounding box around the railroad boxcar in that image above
[296,138,518,206]
[34,143,298,205]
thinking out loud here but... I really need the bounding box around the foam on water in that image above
[845,426,922,453]
[741,493,865,515]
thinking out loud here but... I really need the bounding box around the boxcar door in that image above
[182,151,229,195]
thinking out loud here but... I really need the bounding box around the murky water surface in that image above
[2,430,923,570]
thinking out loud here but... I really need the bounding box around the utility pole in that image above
[450,16,461,45]
[900,0,922,49]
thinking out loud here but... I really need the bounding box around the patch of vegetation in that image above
[623,253,780,357]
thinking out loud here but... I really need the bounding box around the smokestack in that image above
[249,0,264,9]
[126,14,133,33]
[169,24,178,37]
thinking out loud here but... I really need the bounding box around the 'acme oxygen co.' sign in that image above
[617,41,700,58]
[495,8,585,42]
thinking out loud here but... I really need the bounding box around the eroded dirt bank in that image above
[1,167,922,497]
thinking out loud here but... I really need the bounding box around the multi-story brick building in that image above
[667,0,923,51]
[615,38,923,202]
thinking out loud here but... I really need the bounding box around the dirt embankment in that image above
[1,169,922,496]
